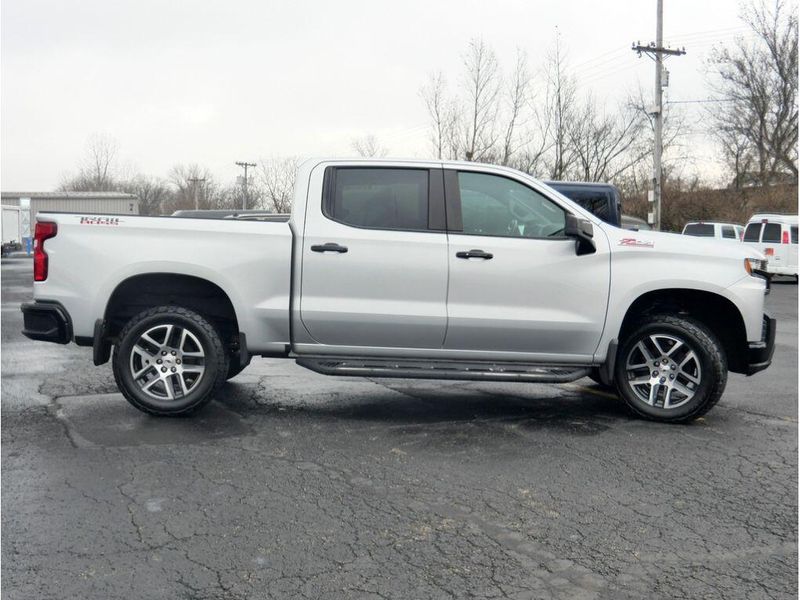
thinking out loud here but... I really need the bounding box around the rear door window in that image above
[743,223,762,242]
[327,168,429,231]
[762,223,782,243]
[791,226,798,244]
[683,223,715,237]
[721,225,736,239]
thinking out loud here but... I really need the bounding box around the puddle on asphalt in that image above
[53,393,251,448]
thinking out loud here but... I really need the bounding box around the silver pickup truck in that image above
[22,158,774,423]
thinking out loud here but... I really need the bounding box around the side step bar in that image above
[295,356,590,384]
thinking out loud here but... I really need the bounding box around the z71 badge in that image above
[619,237,654,248]
[80,216,121,226]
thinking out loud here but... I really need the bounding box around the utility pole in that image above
[187,177,205,210]
[632,0,685,231]
[235,161,257,210]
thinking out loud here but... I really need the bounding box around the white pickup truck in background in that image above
[22,158,775,423]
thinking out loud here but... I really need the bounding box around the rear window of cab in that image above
[683,223,715,237]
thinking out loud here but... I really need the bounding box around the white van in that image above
[742,213,798,278]
[682,221,745,241]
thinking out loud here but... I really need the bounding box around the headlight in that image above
[744,257,767,275]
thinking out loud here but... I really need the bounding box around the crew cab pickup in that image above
[22,159,775,423]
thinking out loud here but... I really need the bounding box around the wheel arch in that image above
[617,288,748,374]
[103,273,241,349]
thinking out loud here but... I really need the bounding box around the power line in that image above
[666,98,734,104]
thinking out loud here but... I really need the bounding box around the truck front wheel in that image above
[614,315,727,423]
[112,306,229,416]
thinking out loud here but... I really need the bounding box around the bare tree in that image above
[567,97,649,182]
[59,133,120,191]
[351,134,388,158]
[257,157,298,213]
[168,164,220,211]
[543,35,578,179]
[461,38,501,161]
[500,50,532,166]
[421,72,461,159]
[84,133,118,189]
[709,0,798,185]
[120,176,173,215]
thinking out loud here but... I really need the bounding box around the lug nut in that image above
[669,374,675,380]
[654,361,659,367]
[652,371,659,377]
[662,358,668,364]
[171,350,177,356]
[161,351,167,356]
[176,359,181,364]
[171,367,177,372]
[161,367,167,373]
[671,364,676,370]
[157,359,162,364]
[660,377,666,383]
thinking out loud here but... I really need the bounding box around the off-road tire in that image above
[112,306,229,416]
[614,315,727,423]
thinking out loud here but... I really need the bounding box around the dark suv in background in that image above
[544,181,623,228]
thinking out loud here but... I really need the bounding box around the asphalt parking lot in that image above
[2,256,797,600]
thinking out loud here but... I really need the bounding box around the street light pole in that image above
[235,161,257,210]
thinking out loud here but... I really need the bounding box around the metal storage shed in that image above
[0,191,139,217]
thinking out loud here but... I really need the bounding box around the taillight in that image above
[33,221,57,282]
[783,230,789,244]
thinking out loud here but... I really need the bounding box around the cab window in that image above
[684,223,715,237]
[721,225,736,239]
[743,223,761,242]
[327,168,429,231]
[457,172,566,238]
[762,223,781,243]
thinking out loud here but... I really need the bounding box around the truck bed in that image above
[35,212,293,354]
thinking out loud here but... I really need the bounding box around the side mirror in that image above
[564,214,596,256]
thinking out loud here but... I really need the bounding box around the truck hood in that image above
[604,227,766,261]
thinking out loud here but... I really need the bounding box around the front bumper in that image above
[21,301,72,344]
[745,314,776,375]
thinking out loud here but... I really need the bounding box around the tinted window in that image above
[458,172,565,238]
[721,225,736,239]
[743,223,761,242]
[792,226,798,244]
[762,223,781,243]
[329,168,429,230]
[559,189,611,221]
[683,223,715,237]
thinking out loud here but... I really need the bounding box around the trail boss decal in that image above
[619,237,654,248]
[80,216,121,226]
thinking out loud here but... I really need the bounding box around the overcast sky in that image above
[1,0,750,190]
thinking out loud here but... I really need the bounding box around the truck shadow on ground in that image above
[216,381,638,436]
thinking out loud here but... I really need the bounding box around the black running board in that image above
[295,356,590,383]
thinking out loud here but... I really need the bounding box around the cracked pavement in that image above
[2,257,797,599]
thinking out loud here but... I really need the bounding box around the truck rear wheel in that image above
[112,306,229,416]
[614,315,727,423]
